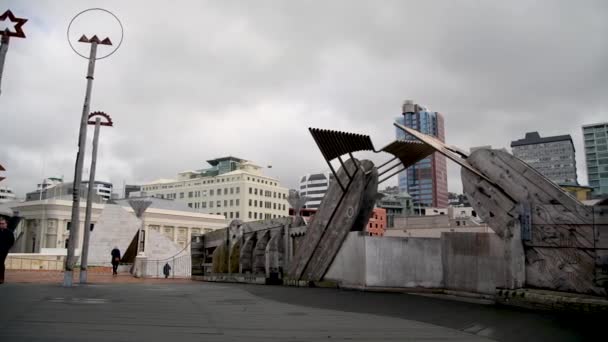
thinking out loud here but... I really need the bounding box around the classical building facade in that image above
[9,198,227,254]
[141,157,289,222]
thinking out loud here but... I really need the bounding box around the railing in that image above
[137,241,193,278]
[139,254,191,278]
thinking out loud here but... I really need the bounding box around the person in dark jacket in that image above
[163,262,171,279]
[110,246,121,275]
[0,216,15,284]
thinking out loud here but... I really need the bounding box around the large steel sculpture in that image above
[287,128,437,282]
[394,122,608,295]
[193,122,607,295]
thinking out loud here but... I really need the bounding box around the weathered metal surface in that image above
[468,149,589,217]
[305,161,377,282]
[379,140,435,170]
[350,160,378,232]
[240,235,256,273]
[253,231,271,274]
[265,231,284,278]
[461,168,517,238]
[467,149,604,295]
[288,158,377,282]
[394,122,492,182]
[526,247,598,293]
[309,128,375,161]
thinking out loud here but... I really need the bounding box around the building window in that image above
[230,188,234,194]
[217,200,221,207]
[202,202,207,208]
[249,211,252,218]
[224,212,227,217]
[236,199,240,206]
[210,201,214,208]
[254,212,258,219]
[230,199,234,206]
[273,192,276,198]
[254,200,258,207]
[254,188,258,195]
[230,212,233,219]
[249,199,252,206]
[273,203,276,210]
[236,187,240,194]
[180,192,184,199]
[188,203,193,208]
[236,212,240,218]
[224,200,228,207]
[224,188,228,195]
[210,189,214,196]
[249,187,252,194]
[188,191,193,198]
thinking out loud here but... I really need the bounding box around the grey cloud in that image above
[1,0,606,198]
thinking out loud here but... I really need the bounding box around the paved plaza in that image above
[0,274,605,341]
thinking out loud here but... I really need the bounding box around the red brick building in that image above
[367,208,386,236]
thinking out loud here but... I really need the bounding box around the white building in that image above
[83,180,113,201]
[9,198,227,255]
[299,172,332,209]
[27,178,113,202]
[141,157,289,222]
[385,206,491,238]
[0,186,16,203]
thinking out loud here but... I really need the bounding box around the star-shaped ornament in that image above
[0,10,28,38]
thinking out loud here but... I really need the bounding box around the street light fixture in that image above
[80,111,114,284]
[63,8,123,287]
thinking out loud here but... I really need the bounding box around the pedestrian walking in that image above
[163,262,171,279]
[0,216,15,284]
[111,246,121,275]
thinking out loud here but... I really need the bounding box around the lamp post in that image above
[80,112,114,284]
[0,9,28,96]
[63,8,123,287]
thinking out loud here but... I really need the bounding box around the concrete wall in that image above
[324,232,366,286]
[6,254,65,270]
[441,232,506,294]
[325,232,442,289]
[325,231,504,294]
[366,236,443,288]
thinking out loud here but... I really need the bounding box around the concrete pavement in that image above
[0,282,489,342]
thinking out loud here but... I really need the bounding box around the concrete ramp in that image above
[88,204,141,266]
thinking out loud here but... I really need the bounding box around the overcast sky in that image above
[1,0,607,198]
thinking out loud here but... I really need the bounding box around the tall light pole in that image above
[0,10,28,96]
[64,8,123,287]
[80,111,113,284]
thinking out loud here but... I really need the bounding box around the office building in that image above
[141,156,289,222]
[511,132,577,185]
[0,186,16,203]
[583,122,608,197]
[298,172,332,209]
[25,180,112,202]
[396,100,448,208]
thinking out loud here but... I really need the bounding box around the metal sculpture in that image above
[394,122,608,295]
[0,10,28,96]
[287,128,439,282]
